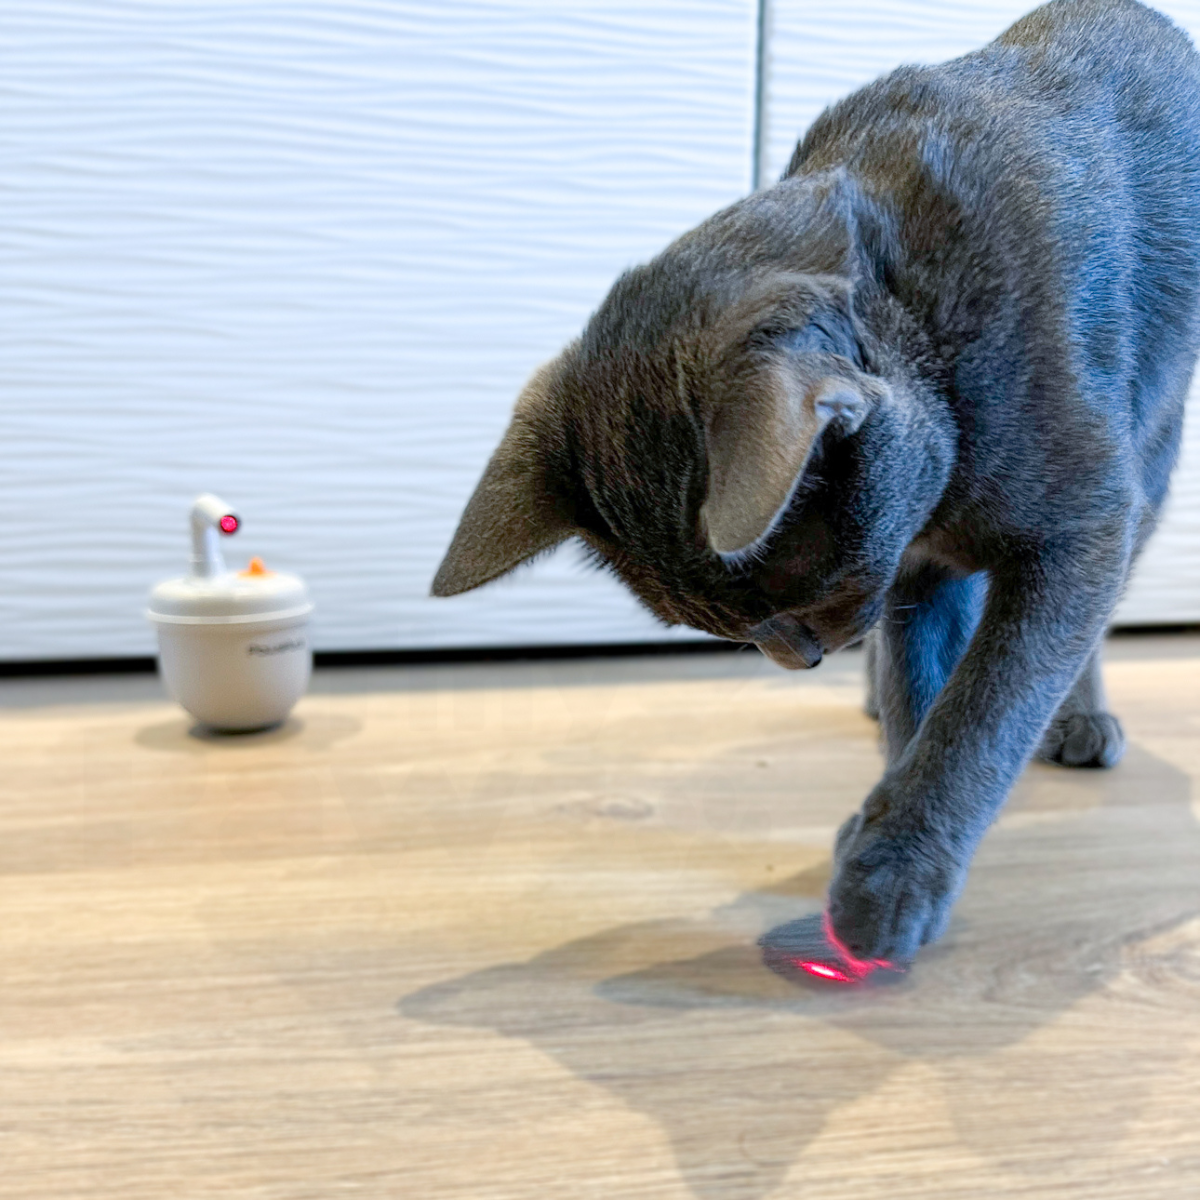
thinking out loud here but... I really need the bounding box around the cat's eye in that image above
[779,319,863,369]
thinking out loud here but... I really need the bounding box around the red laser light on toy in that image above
[219,514,239,534]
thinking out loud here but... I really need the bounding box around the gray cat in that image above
[432,0,1200,965]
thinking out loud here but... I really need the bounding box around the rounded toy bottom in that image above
[156,619,311,732]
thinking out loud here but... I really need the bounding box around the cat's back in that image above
[792,0,1200,179]
[790,0,1200,472]
[996,0,1198,82]
[995,0,1200,132]
[790,0,1200,365]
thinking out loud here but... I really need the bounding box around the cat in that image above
[431,0,1200,965]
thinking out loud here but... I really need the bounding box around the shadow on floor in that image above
[133,711,363,754]
[401,743,1200,1199]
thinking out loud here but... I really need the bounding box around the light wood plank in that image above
[1,638,1198,1198]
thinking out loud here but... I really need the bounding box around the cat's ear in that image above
[431,361,572,597]
[797,167,890,289]
[700,364,868,557]
[700,249,878,558]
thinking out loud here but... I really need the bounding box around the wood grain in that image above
[2,637,1198,1198]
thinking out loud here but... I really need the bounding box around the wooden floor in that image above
[2,636,1199,1199]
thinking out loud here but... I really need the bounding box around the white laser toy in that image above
[147,494,313,731]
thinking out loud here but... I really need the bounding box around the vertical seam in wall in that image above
[752,0,768,190]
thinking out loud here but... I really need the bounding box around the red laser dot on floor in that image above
[796,960,854,984]
[821,913,894,979]
[219,514,239,534]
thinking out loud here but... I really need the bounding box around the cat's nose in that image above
[747,613,823,669]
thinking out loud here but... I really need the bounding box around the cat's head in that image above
[431,173,951,667]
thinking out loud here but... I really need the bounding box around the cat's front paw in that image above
[1037,711,1125,769]
[828,810,967,965]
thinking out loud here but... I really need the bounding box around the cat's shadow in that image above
[400,743,1200,1200]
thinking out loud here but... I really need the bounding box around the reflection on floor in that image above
[2,635,1198,1198]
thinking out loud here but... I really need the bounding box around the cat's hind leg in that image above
[1037,646,1125,768]
[863,628,881,720]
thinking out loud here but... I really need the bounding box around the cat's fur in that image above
[432,0,1200,964]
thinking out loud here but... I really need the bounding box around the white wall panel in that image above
[7,0,1199,664]
[764,0,1200,624]
[1,0,755,659]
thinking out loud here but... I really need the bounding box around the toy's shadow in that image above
[134,711,361,754]
[401,744,1199,1199]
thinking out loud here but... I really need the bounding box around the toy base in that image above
[156,619,310,732]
